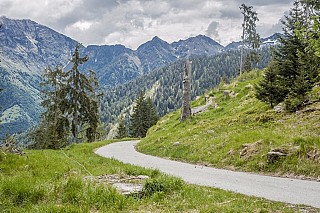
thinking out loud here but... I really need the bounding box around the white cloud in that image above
[0,0,295,49]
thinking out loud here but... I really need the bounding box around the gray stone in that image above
[274,103,284,113]
[267,151,287,164]
[113,182,144,195]
[173,141,180,146]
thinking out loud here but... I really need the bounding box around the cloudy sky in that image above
[0,0,294,49]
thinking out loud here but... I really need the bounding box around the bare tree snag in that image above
[181,59,192,121]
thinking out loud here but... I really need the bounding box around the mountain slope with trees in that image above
[0,17,77,137]
[100,47,272,132]
[0,16,242,138]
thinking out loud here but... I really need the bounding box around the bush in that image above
[284,94,305,112]
[142,176,183,197]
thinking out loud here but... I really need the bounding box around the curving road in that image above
[95,140,320,208]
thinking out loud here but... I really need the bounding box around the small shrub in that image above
[143,179,165,196]
[284,95,305,112]
[142,176,183,197]
[255,113,274,123]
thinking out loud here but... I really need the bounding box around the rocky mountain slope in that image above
[0,17,77,137]
[79,34,225,87]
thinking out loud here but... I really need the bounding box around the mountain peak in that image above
[151,35,162,41]
[137,35,169,51]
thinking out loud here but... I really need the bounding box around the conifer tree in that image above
[65,44,100,142]
[130,91,146,138]
[130,92,158,138]
[116,115,128,139]
[145,97,158,128]
[256,0,319,110]
[255,63,286,108]
[29,66,69,149]
[29,44,100,148]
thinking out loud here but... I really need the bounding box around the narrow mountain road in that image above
[95,140,320,208]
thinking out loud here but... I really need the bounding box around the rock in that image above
[240,140,263,159]
[137,175,150,180]
[173,141,180,146]
[245,83,254,89]
[207,130,215,134]
[223,90,230,96]
[267,151,287,164]
[229,91,236,98]
[113,182,144,195]
[274,103,284,113]
[307,149,320,161]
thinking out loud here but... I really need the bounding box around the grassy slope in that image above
[138,71,320,180]
[0,139,316,212]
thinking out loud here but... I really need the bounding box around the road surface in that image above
[95,140,320,208]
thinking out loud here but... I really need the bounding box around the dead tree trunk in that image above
[181,59,192,121]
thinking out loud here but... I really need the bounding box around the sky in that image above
[0,0,294,49]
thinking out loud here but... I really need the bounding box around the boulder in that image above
[267,151,287,164]
[83,174,149,195]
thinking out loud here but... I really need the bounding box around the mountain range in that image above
[0,17,278,138]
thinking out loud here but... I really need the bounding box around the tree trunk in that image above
[181,59,192,121]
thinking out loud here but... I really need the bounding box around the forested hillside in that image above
[101,47,272,127]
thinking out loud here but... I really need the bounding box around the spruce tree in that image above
[116,115,128,139]
[255,63,286,108]
[29,44,101,148]
[65,44,100,142]
[130,91,146,138]
[29,66,69,149]
[145,97,158,128]
[256,0,319,110]
[130,92,158,138]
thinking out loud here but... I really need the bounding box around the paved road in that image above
[95,140,320,208]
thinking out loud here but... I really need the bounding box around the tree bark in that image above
[181,59,192,121]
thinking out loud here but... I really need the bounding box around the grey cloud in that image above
[237,0,294,6]
[0,1,12,13]
[206,21,219,38]
[220,8,242,19]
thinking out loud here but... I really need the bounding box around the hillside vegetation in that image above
[1,139,313,212]
[101,48,272,126]
[138,71,320,180]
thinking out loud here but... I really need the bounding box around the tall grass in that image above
[138,70,320,179]
[0,139,313,212]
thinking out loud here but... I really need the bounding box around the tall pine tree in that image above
[29,44,101,148]
[65,44,100,142]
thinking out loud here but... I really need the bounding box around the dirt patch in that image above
[240,140,264,159]
[307,149,320,161]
